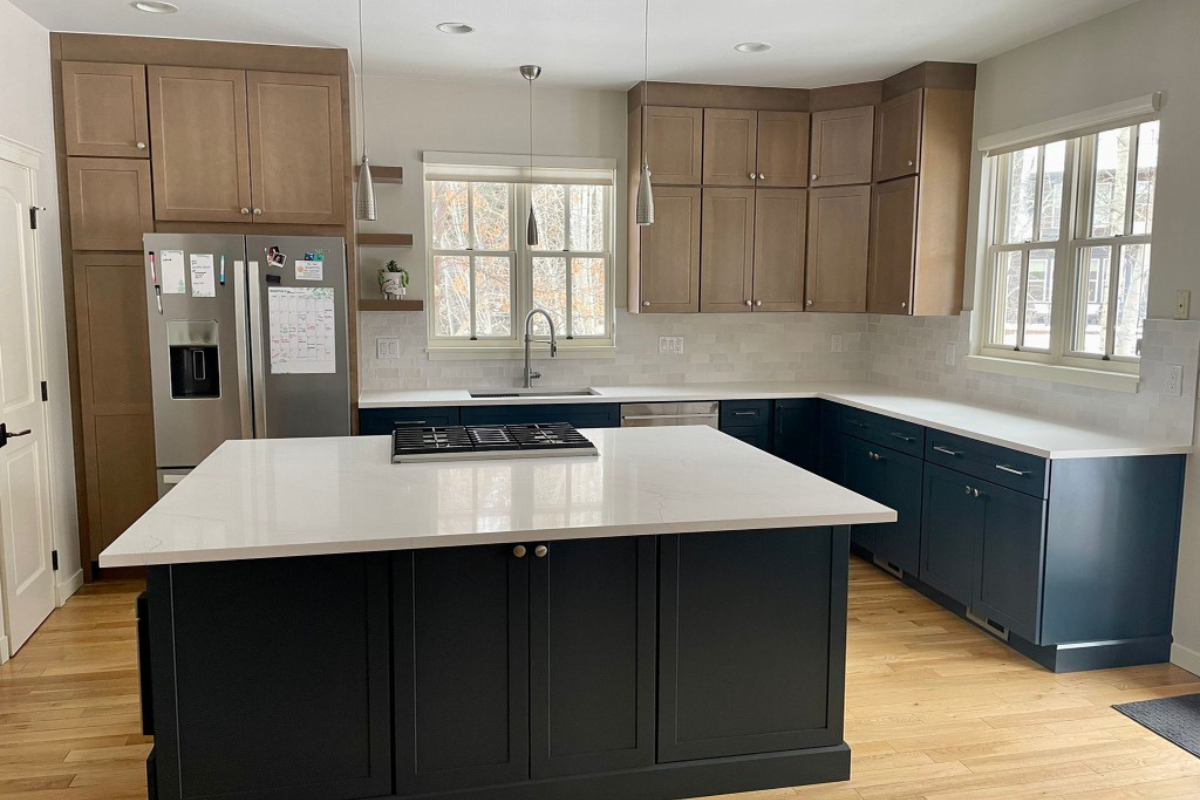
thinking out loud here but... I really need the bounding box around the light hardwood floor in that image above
[2,560,1198,799]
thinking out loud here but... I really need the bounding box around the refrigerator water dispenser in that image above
[167,320,221,399]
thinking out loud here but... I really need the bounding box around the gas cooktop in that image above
[391,423,600,464]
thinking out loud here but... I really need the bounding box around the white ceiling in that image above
[14,0,1143,90]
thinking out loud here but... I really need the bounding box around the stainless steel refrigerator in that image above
[143,234,350,496]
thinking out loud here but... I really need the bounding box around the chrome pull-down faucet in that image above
[523,309,558,388]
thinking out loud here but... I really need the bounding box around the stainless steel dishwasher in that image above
[619,401,719,428]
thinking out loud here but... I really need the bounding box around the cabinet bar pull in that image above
[889,432,916,443]
[995,464,1030,476]
[393,420,428,427]
[733,410,757,417]
[933,445,961,457]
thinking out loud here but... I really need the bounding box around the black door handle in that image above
[0,423,33,450]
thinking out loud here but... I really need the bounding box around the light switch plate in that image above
[830,334,844,353]
[376,337,400,359]
[1166,364,1183,396]
[658,336,684,355]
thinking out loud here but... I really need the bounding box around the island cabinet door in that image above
[146,555,392,800]
[393,546,530,795]
[658,528,847,762]
[529,536,657,778]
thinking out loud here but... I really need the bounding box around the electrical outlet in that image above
[658,336,684,355]
[945,344,956,366]
[830,334,844,353]
[1166,364,1183,396]
[1176,290,1191,320]
[376,337,400,359]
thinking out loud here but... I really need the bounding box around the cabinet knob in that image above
[907,160,914,166]
[253,208,263,216]
[900,302,907,309]
[535,545,548,558]
[642,301,651,307]
[513,545,527,558]
[749,172,757,181]
[136,141,147,150]
[964,485,974,495]
[806,300,814,307]
[240,208,251,215]
[745,300,752,307]
[758,173,765,180]
[973,488,982,498]
[811,173,818,181]
[754,300,762,307]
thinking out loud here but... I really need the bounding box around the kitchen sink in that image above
[469,388,601,399]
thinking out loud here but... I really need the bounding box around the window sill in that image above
[426,345,618,361]
[964,355,1140,393]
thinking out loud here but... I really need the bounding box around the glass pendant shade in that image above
[356,155,377,221]
[636,160,654,225]
[527,204,539,246]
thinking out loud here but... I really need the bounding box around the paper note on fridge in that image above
[160,250,187,295]
[267,286,337,375]
[295,260,324,281]
[190,253,216,298]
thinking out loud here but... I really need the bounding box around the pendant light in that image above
[635,0,654,226]
[521,64,542,246]
[355,0,377,221]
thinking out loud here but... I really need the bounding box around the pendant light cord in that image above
[642,0,649,168]
[357,0,368,158]
[529,74,534,180]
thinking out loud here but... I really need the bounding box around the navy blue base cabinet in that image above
[143,531,852,800]
[842,435,923,578]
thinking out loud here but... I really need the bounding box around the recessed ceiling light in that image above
[131,1,179,12]
[734,42,772,53]
[436,22,475,35]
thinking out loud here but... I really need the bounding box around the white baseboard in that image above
[1170,642,1200,679]
[0,635,9,665]
[55,569,84,607]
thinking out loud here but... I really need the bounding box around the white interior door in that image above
[0,154,56,655]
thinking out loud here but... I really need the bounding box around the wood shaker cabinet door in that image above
[148,66,252,223]
[867,176,919,315]
[67,157,153,250]
[810,106,875,187]
[700,188,756,312]
[637,187,701,312]
[753,188,808,312]
[247,71,345,225]
[756,111,810,188]
[643,106,703,185]
[875,89,924,182]
[702,109,758,187]
[61,62,150,158]
[805,185,870,312]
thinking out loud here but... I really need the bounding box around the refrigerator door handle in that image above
[232,260,254,439]
[247,261,269,438]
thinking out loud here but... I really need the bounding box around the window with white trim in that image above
[424,158,615,353]
[983,119,1160,370]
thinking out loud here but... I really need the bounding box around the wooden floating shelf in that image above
[359,299,424,312]
[357,233,413,247]
[355,165,403,184]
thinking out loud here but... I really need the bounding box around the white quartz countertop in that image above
[98,426,895,568]
[360,381,1192,460]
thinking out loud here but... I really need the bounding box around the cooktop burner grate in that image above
[392,423,599,463]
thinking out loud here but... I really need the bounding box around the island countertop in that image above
[99,425,895,567]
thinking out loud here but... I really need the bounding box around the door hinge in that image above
[29,206,41,230]
[51,550,59,571]
[41,381,48,402]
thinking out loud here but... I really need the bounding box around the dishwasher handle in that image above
[621,413,719,422]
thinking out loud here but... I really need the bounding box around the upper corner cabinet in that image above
[246,71,346,225]
[148,67,345,225]
[810,106,874,187]
[61,62,150,159]
[874,89,924,182]
[642,106,704,186]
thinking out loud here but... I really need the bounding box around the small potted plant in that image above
[378,260,409,299]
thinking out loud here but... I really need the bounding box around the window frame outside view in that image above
[984,119,1159,371]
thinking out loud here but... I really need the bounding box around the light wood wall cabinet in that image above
[702,110,758,187]
[753,189,808,312]
[810,106,875,187]
[644,106,704,186]
[148,66,253,223]
[868,87,975,316]
[757,111,810,188]
[60,62,150,158]
[72,254,158,564]
[67,158,154,250]
[636,187,702,312]
[149,67,345,224]
[806,185,871,312]
[700,188,756,311]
